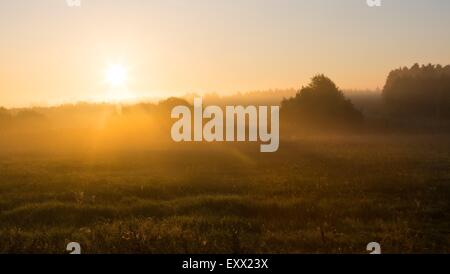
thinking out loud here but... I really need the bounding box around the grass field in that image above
[0,134,449,254]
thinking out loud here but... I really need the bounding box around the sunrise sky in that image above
[1,0,450,107]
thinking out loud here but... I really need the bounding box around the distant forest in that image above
[384,64,450,121]
[1,64,450,135]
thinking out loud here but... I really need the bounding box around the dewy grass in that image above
[0,134,448,253]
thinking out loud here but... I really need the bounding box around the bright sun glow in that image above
[105,64,128,87]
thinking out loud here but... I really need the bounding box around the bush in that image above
[281,75,363,130]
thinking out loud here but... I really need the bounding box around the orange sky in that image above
[1,0,450,107]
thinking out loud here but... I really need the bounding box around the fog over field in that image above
[1,69,450,253]
[1,0,450,254]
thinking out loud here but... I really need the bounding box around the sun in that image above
[105,64,128,87]
[101,63,136,102]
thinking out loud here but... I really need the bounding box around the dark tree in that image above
[0,107,10,125]
[0,107,8,117]
[281,75,363,129]
[383,63,450,121]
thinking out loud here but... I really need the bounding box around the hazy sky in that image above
[1,0,450,107]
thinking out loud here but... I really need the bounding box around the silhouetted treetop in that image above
[0,107,8,115]
[159,97,191,109]
[383,63,450,120]
[281,75,363,129]
[0,107,10,123]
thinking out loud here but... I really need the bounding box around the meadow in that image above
[1,0,449,255]
[0,133,448,253]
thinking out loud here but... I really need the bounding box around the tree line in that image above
[1,63,450,132]
[383,63,450,121]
